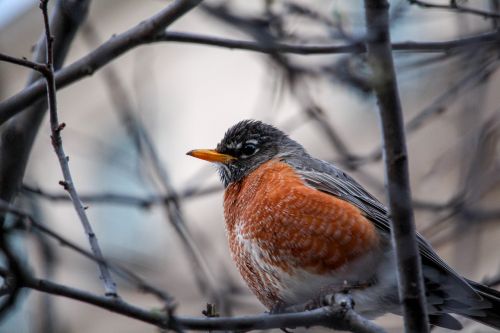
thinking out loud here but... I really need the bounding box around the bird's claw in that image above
[304,291,355,311]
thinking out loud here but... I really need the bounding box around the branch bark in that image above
[363,1,429,332]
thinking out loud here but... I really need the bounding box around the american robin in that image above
[187,120,500,331]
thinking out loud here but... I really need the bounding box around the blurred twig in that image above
[22,183,222,209]
[0,227,25,321]
[409,0,500,19]
[25,197,59,333]
[422,117,500,244]
[159,29,500,54]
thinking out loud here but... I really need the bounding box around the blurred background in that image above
[0,0,499,332]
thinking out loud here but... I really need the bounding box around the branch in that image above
[157,31,365,54]
[159,30,500,54]
[38,0,118,297]
[363,1,429,332]
[0,53,48,74]
[1,28,500,125]
[14,275,385,333]
[409,0,500,19]
[22,183,222,209]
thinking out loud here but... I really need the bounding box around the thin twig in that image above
[409,0,500,19]
[363,0,429,332]
[39,0,118,297]
[159,30,500,54]
[0,53,48,74]
[22,183,222,209]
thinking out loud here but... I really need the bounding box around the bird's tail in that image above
[463,278,500,330]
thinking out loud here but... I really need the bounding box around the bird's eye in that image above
[241,143,257,157]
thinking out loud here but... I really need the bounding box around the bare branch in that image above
[159,30,500,54]
[2,28,500,125]
[157,31,365,54]
[14,275,386,333]
[0,53,48,74]
[38,0,118,297]
[22,183,222,209]
[363,0,429,332]
[409,0,500,19]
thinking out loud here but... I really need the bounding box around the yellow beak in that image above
[186,149,236,163]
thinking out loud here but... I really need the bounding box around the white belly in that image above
[273,247,400,318]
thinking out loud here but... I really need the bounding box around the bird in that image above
[187,119,500,331]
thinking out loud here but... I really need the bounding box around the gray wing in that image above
[284,156,482,303]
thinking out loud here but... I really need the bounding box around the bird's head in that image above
[187,120,306,187]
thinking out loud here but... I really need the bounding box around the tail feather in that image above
[428,314,462,331]
[462,279,500,330]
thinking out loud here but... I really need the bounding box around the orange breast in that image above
[224,159,380,307]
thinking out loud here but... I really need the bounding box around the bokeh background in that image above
[0,0,499,332]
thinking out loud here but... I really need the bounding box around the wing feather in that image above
[285,157,481,302]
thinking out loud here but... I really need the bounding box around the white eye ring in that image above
[245,139,258,145]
